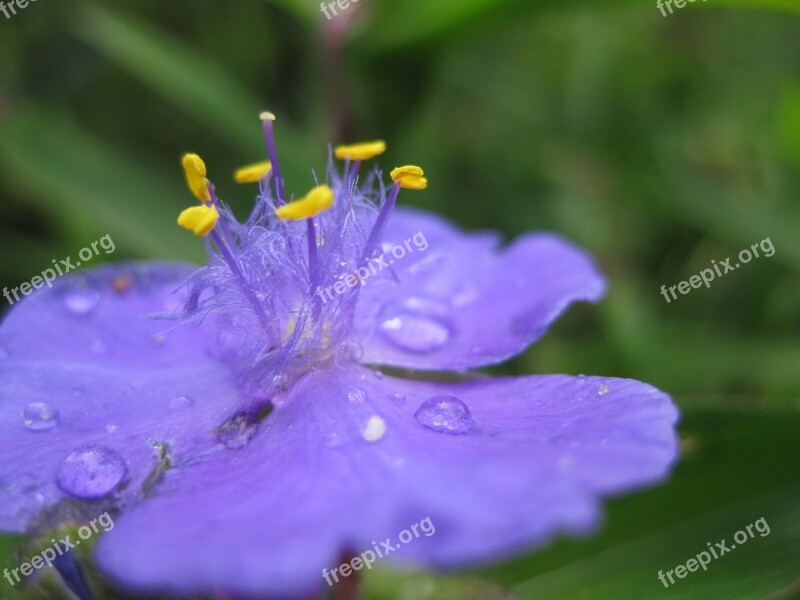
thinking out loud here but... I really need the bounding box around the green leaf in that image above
[481,408,800,599]
[363,0,800,52]
[0,109,202,261]
[72,3,318,185]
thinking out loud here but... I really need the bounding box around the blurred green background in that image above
[1,0,799,598]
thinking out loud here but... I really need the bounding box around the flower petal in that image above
[354,207,606,369]
[95,365,677,597]
[0,263,245,532]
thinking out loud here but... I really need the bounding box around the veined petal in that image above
[95,365,677,597]
[0,263,245,532]
[353,207,606,370]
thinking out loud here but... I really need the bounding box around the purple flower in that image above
[0,118,678,598]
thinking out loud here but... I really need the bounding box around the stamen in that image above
[334,141,386,161]
[182,153,211,201]
[275,185,334,222]
[361,165,427,262]
[260,112,286,204]
[234,161,273,183]
[390,165,428,190]
[360,182,400,263]
[177,205,219,237]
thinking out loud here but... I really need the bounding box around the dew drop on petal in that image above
[598,383,610,396]
[362,415,387,442]
[22,402,59,431]
[380,314,451,353]
[169,396,194,411]
[0,346,8,359]
[56,445,127,499]
[271,373,289,390]
[373,370,384,380]
[388,392,406,405]
[63,287,100,316]
[216,412,260,450]
[105,424,120,434]
[415,396,473,434]
[348,389,367,405]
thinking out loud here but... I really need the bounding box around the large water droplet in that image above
[380,314,451,353]
[63,287,100,316]
[598,383,610,396]
[379,297,452,354]
[216,412,260,450]
[362,415,387,442]
[169,396,194,411]
[22,402,59,431]
[415,396,473,434]
[56,445,127,499]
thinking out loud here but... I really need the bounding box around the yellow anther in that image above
[334,141,387,161]
[234,161,273,183]
[260,111,277,122]
[178,204,219,237]
[390,165,428,190]
[275,185,334,221]
[182,153,211,202]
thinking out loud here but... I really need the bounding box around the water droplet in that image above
[415,396,473,434]
[150,333,166,347]
[452,286,477,307]
[271,373,289,390]
[380,314,451,353]
[373,370,384,379]
[348,389,367,405]
[576,374,586,382]
[388,392,406,405]
[558,455,574,471]
[216,412,260,450]
[271,390,287,407]
[362,415,387,442]
[168,396,193,411]
[56,445,127,499]
[22,402,59,431]
[105,424,120,434]
[315,233,325,246]
[598,384,610,396]
[63,287,100,316]
[0,346,8,359]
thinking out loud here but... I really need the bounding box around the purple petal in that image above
[96,365,677,597]
[0,262,245,532]
[354,207,606,369]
